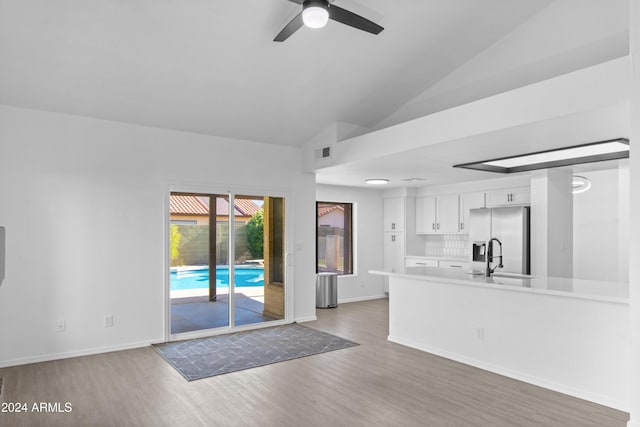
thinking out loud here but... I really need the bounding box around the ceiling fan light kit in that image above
[274,0,384,42]
[302,1,329,29]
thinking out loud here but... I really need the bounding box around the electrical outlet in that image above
[55,320,65,333]
[104,315,113,328]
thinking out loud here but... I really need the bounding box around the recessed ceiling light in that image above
[365,179,389,185]
[453,138,629,173]
[572,176,591,194]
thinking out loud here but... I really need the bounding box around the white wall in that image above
[573,168,627,282]
[316,185,385,303]
[530,169,574,278]
[628,2,640,425]
[0,105,317,366]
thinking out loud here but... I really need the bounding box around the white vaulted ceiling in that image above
[0,0,631,188]
[0,0,557,146]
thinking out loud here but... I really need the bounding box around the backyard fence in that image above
[317,226,344,273]
[171,222,251,267]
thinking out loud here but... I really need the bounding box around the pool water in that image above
[170,267,264,291]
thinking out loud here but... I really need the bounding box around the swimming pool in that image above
[170,267,264,291]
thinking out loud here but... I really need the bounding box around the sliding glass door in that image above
[168,191,285,338]
[231,195,285,326]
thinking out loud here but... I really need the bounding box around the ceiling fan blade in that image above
[328,5,384,35]
[274,12,304,42]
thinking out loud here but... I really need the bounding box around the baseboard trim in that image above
[387,334,629,413]
[338,294,387,304]
[295,315,317,323]
[0,340,158,368]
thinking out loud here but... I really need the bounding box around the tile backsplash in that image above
[424,234,469,259]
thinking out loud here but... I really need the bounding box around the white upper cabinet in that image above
[436,194,459,233]
[416,196,437,233]
[416,194,459,234]
[459,192,485,232]
[485,187,531,207]
[383,197,405,232]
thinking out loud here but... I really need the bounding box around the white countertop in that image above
[405,255,468,262]
[370,266,629,304]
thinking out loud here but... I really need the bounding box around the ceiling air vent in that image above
[315,146,332,160]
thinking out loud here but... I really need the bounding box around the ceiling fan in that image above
[274,0,384,42]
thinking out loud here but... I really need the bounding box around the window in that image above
[316,202,353,275]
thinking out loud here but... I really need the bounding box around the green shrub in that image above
[245,209,264,259]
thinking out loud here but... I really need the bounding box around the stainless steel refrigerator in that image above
[469,206,530,274]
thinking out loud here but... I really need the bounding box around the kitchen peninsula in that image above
[370,266,630,411]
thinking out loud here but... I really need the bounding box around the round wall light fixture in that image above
[572,175,591,194]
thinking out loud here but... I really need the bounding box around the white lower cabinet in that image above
[439,260,470,270]
[405,258,470,270]
[405,257,438,267]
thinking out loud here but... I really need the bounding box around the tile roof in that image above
[170,195,209,215]
[234,199,262,217]
[317,204,344,217]
[170,194,261,217]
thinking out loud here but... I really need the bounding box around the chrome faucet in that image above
[485,237,503,277]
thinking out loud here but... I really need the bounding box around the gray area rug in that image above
[153,323,359,381]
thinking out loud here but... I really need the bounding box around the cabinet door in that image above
[436,194,459,233]
[416,197,437,233]
[416,197,435,233]
[406,258,438,267]
[383,232,405,272]
[383,197,405,232]
[486,187,530,207]
[485,189,510,207]
[439,260,470,269]
[459,192,485,232]
[510,187,530,205]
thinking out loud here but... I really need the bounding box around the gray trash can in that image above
[316,272,338,308]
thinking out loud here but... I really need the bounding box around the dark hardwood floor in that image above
[0,298,629,426]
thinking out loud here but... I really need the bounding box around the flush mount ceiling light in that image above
[365,179,389,185]
[302,1,329,28]
[572,176,592,194]
[453,138,629,174]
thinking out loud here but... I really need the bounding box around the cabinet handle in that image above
[391,222,395,230]
[436,223,440,230]
[391,235,395,242]
[416,262,426,265]
[432,223,435,230]
[460,222,464,230]
[450,265,462,268]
